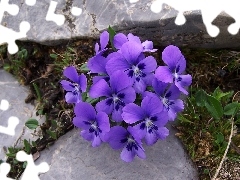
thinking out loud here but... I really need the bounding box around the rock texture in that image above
[0,69,45,160]
[37,125,198,180]
[1,0,240,48]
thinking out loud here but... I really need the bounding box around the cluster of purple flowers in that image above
[60,31,192,162]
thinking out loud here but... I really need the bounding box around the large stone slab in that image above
[37,125,198,180]
[0,69,45,160]
[1,0,240,49]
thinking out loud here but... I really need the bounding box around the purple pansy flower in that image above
[107,126,146,162]
[122,96,169,145]
[87,53,117,84]
[106,41,157,93]
[60,66,87,104]
[155,45,192,95]
[94,31,109,56]
[73,102,110,147]
[89,71,136,122]
[144,78,184,121]
[113,33,157,52]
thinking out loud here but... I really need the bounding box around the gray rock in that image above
[1,0,240,49]
[0,69,45,160]
[37,125,198,180]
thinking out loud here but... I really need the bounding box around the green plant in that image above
[177,86,240,178]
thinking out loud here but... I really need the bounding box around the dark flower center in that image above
[85,121,102,137]
[127,63,146,82]
[162,97,174,111]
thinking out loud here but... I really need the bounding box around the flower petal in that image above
[118,86,136,104]
[145,130,158,145]
[100,31,109,50]
[162,45,183,71]
[105,53,130,75]
[63,66,79,82]
[108,126,128,149]
[81,130,93,141]
[122,103,144,124]
[92,135,102,147]
[89,79,112,98]
[120,41,143,65]
[169,99,184,113]
[92,75,110,84]
[113,33,128,49]
[127,33,141,44]
[142,40,157,52]
[153,111,169,127]
[141,96,163,116]
[73,117,91,129]
[95,98,114,114]
[74,102,96,120]
[138,56,157,73]
[156,127,169,140]
[175,74,192,95]
[79,74,87,92]
[120,145,135,162]
[87,55,108,74]
[133,78,147,94]
[130,123,146,140]
[152,78,168,96]
[112,108,124,122]
[65,92,81,104]
[60,80,74,91]
[165,84,181,100]
[135,144,146,159]
[155,66,173,83]
[95,43,100,54]
[110,71,133,93]
[176,55,186,74]
[96,112,110,132]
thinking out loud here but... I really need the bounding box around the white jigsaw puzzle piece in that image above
[0,162,15,180]
[16,151,50,180]
[25,0,36,6]
[0,116,19,136]
[0,0,31,54]
[71,7,82,16]
[0,99,19,136]
[0,99,10,111]
[46,0,65,26]
[151,0,240,37]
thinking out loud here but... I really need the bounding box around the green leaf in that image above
[212,87,233,101]
[80,63,90,72]
[205,95,223,120]
[46,130,57,139]
[32,141,37,147]
[195,89,207,107]
[50,53,58,59]
[3,64,10,71]
[107,26,117,51]
[23,162,27,169]
[224,102,240,116]
[24,139,31,154]
[214,132,224,144]
[25,119,39,130]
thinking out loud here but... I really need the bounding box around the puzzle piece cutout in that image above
[46,1,65,26]
[151,0,240,37]
[16,151,50,180]
[25,0,36,6]
[0,162,15,180]
[0,99,19,136]
[0,151,50,180]
[0,0,31,54]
